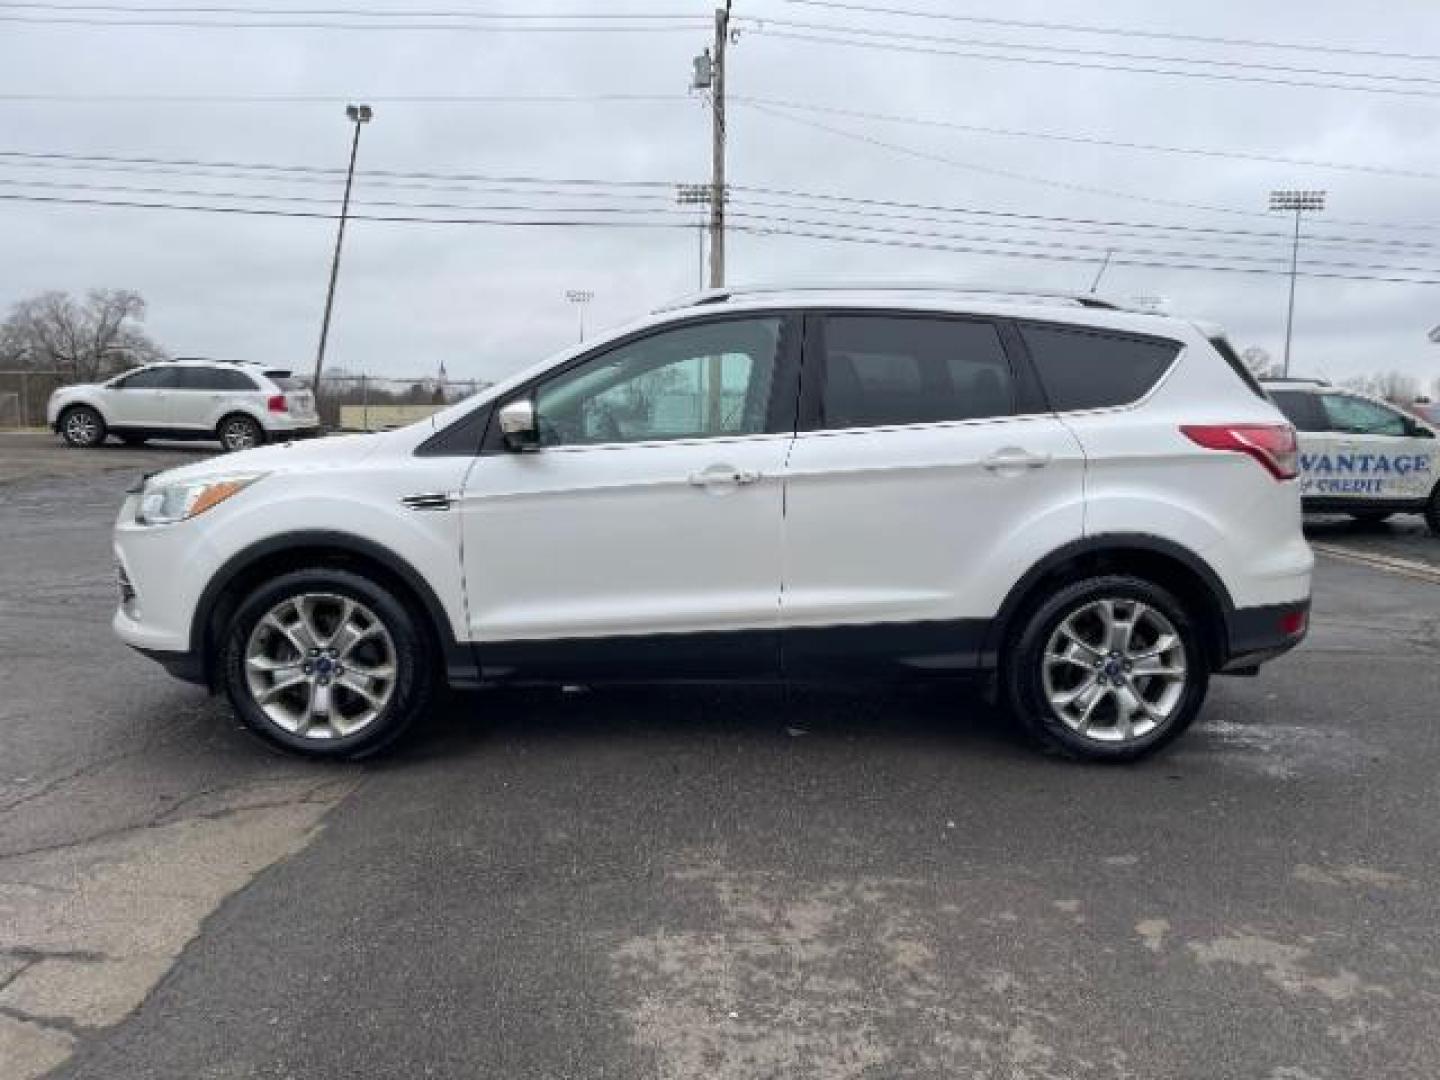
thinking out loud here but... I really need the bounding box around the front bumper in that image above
[1220,598,1310,672]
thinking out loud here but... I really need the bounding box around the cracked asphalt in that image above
[2,433,1439,1079]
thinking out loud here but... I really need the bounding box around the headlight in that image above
[136,474,264,526]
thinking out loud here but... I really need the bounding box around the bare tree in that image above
[1240,346,1280,378]
[1342,370,1418,404]
[2,289,167,381]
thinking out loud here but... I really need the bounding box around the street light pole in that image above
[1268,189,1326,377]
[312,103,372,402]
[565,290,594,342]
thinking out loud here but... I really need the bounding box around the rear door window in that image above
[179,367,258,391]
[1320,393,1408,436]
[816,315,1014,429]
[1019,323,1180,412]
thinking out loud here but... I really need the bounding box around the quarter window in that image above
[533,317,782,447]
[1267,390,1327,433]
[1020,324,1179,412]
[818,315,1014,429]
[1320,394,1407,436]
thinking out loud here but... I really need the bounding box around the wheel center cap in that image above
[314,656,334,675]
[1104,657,1125,680]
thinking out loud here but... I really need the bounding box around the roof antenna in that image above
[1088,249,1114,294]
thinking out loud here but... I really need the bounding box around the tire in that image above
[217,413,264,453]
[1347,510,1393,524]
[1001,574,1210,762]
[59,405,106,448]
[221,568,436,759]
[1426,485,1440,536]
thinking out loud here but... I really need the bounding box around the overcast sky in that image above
[1,1,1438,388]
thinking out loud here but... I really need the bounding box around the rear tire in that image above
[221,568,436,760]
[59,405,106,448]
[218,413,264,452]
[1426,486,1440,536]
[1347,510,1393,524]
[1001,574,1210,762]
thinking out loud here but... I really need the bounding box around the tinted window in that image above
[1020,324,1179,411]
[819,316,1013,429]
[1268,390,1327,433]
[533,317,781,447]
[116,366,181,390]
[1209,336,1267,400]
[1321,393,1407,436]
[179,367,257,391]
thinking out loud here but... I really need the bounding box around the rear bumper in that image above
[1220,598,1310,672]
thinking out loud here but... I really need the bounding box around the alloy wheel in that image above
[243,592,398,740]
[64,410,99,446]
[1040,597,1188,744]
[222,418,259,451]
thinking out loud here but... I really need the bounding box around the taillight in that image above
[267,394,288,413]
[1180,423,1298,481]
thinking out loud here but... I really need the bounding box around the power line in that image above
[6,147,1440,244]
[5,186,1440,285]
[756,28,1440,100]
[0,91,687,104]
[758,16,1440,89]
[782,0,1440,65]
[737,96,1440,184]
[0,3,706,17]
[0,11,703,31]
[742,100,1273,220]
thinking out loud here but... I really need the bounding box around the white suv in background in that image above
[111,284,1312,762]
[48,359,319,452]
[1264,377,1440,533]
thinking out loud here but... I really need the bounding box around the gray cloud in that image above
[1,0,1437,388]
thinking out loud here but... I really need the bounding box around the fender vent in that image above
[400,492,453,512]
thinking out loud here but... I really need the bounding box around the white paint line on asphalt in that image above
[1311,543,1440,586]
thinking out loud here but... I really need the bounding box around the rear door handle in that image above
[688,465,761,487]
[982,448,1052,473]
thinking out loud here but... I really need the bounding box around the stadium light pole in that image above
[566,290,594,342]
[1269,189,1326,377]
[312,103,373,403]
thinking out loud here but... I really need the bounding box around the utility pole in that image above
[565,290,594,342]
[1268,189,1326,377]
[708,2,731,290]
[312,103,373,405]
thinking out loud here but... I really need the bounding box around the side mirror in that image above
[498,398,539,452]
[1408,420,1435,439]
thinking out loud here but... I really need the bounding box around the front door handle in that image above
[982,448,1052,473]
[688,465,761,487]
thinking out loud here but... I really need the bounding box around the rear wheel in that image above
[221,568,436,759]
[1002,575,1209,762]
[1347,510,1393,524]
[218,413,264,452]
[59,405,106,448]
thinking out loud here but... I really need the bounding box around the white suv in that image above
[1263,377,1440,533]
[48,359,319,452]
[111,285,1312,761]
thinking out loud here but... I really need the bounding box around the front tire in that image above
[218,413,264,453]
[221,568,436,759]
[1426,486,1440,536]
[59,405,106,448]
[1002,575,1209,762]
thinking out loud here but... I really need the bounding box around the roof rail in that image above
[1258,375,1330,386]
[653,281,1128,314]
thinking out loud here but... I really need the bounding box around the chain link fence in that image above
[0,370,491,433]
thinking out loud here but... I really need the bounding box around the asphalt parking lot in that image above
[2,432,1439,1079]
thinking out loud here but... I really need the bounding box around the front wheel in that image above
[1002,575,1210,762]
[222,569,436,759]
[60,405,106,448]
